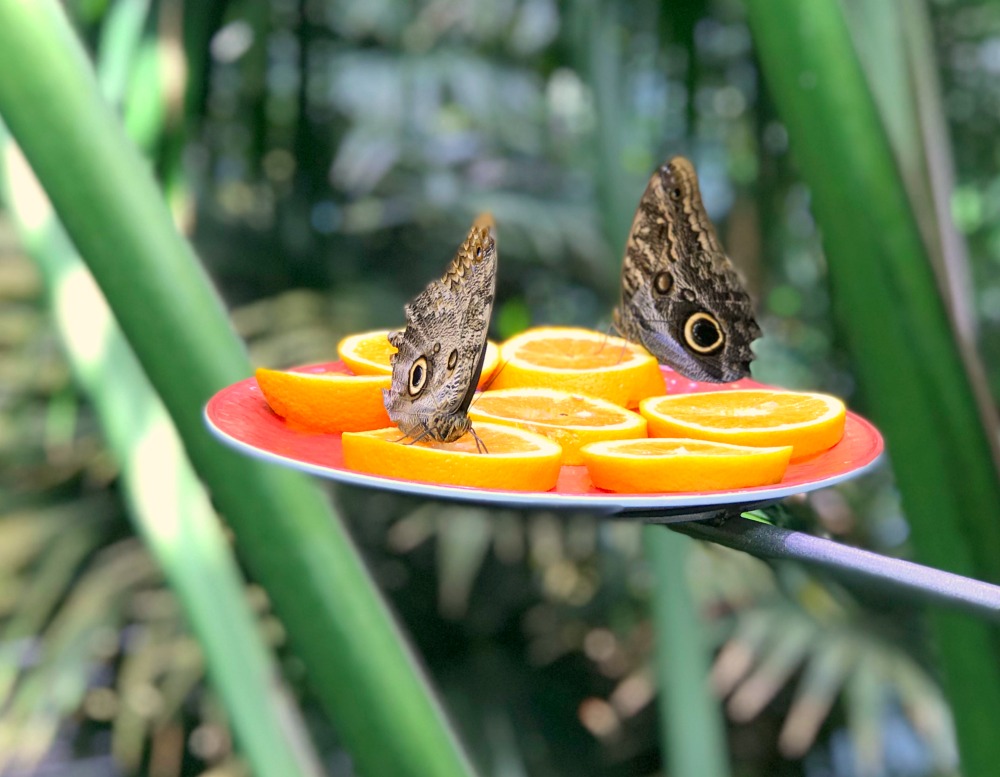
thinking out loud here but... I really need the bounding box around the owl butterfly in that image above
[383,213,497,446]
[613,157,760,382]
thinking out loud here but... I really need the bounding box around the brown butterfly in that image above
[613,157,760,382]
[383,214,497,444]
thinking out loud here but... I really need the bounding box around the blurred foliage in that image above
[3,0,1000,774]
[0,248,254,776]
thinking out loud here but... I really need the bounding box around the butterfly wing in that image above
[614,157,760,382]
[383,216,497,442]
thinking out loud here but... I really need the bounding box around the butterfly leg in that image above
[396,426,432,446]
[469,426,489,455]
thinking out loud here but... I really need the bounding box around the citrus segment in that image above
[581,438,792,493]
[490,327,666,407]
[640,389,846,459]
[342,422,562,491]
[255,367,391,433]
[337,329,500,388]
[336,330,399,375]
[468,387,647,465]
[479,342,502,386]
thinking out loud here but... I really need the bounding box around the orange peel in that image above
[489,326,665,407]
[640,389,846,459]
[255,367,390,433]
[581,438,792,493]
[342,422,562,491]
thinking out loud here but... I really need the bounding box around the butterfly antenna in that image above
[480,356,509,392]
[595,319,630,365]
[594,316,621,355]
[614,337,630,366]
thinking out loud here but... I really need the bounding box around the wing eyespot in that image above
[408,356,429,396]
[684,312,724,354]
[653,271,673,296]
[447,349,459,370]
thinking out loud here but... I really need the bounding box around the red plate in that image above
[204,362,884,519]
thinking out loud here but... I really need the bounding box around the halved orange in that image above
[581,438,792,493]
[640,389,846,459]
[489,327,666,407]
[467,387,646,465]
[256,367,391,433]
[342,422,562,491]
[337,329,501,388]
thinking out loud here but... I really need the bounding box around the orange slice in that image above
[342,422,562,491]
[256,367,390,433]
[489,327,666,407]
[467,387,646,465]
[581,438,792,493]
[640,389,846,459]
[337,329,501,388]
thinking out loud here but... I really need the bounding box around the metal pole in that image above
[667,513,1000,623]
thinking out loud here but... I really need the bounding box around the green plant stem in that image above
[745,1,1000,772]
[0,3,474,776]
[1,134,324,777]
[94,0,151,110]
[644,528,731,777]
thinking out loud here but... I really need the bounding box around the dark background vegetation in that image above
[2,0,1000,775]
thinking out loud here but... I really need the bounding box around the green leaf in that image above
[0,3,475,776]
[744,0,1000,771]
[644,528,732,777]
